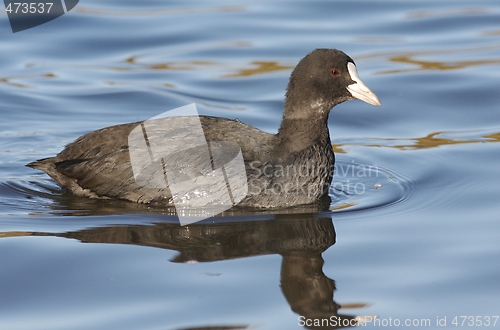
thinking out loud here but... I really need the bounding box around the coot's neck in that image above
[276,100,333,152]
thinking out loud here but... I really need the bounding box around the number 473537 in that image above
[452,316,499,327]
[5,2,53,14]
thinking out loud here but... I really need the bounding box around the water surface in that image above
[1,1,500,329]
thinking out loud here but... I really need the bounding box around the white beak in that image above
[346,62,381,106]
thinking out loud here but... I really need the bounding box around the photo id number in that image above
[6,2,53,14]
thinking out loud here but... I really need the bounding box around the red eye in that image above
[330,68,340,76]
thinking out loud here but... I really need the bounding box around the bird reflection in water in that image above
[9,214,371,329]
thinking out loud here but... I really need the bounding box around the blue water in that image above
[1,1,500,329]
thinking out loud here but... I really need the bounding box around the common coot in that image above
[28,49,381,208]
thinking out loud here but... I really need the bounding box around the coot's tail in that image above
[26,157,53,169]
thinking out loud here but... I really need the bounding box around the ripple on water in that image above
[0,179,62,215]
[329,156,410,213]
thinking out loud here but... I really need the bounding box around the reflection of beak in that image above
[346,62,381,106]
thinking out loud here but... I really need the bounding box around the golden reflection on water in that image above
[382,56,500,74]
[223,61,293,78]
[122,56,292,78]
[357,43,500,75]
[482,30,500,36]
[105,81,176,88]
[121,43,500,78]
[125,56,216,71]
[331,202,357,210]
[332,130,500,154]
[0,73,55,88]
[0,232,31,238]
[149,61,215,71]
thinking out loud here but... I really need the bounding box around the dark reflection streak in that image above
[3,215,364,329]
[176,326,248,330]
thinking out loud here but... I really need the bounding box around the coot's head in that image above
[285,48,380,118]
